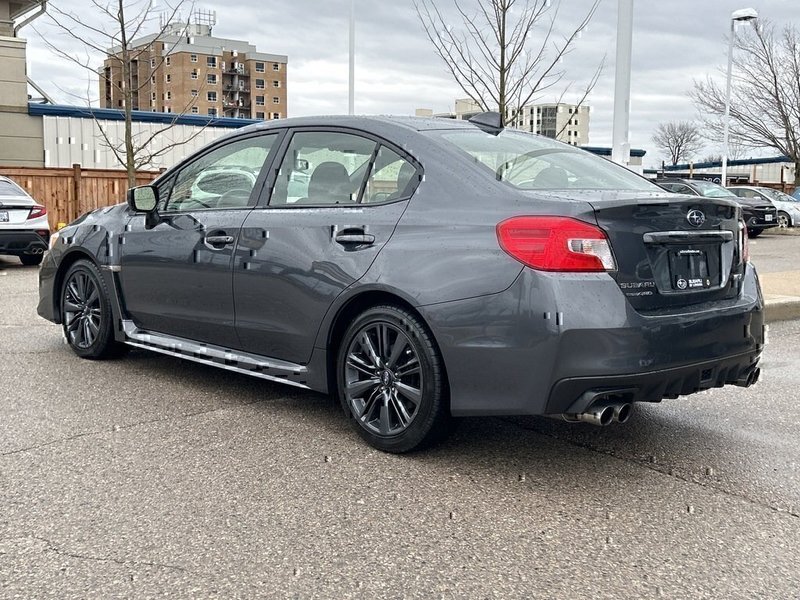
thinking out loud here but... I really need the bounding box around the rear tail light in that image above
[739,220,750,263]
[496,216,616,272]
[27,205,47,220]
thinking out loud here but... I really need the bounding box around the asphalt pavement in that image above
[1,251,799,599]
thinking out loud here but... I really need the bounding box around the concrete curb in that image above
[764,296,800,323]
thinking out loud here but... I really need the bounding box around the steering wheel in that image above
[216,188,252,208]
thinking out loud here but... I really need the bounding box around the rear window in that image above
[429,129,655,192]
[689,180,736,198]
[0,179,26,196]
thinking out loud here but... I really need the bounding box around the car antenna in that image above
[468,111,504,135]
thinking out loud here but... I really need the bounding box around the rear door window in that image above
[270,131,376,206]
[362,147,419,204]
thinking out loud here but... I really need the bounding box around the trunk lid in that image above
[586,191,744,311]
[0,195,35,225]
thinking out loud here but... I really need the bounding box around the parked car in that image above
[38,114,764,452]
[0,175,50,266]
[728,186,800,228]
[656,177,778,237]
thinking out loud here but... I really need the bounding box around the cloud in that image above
[23,0,800,167]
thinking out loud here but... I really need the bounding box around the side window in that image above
[270,131,376,206]
[164,134,278,212]
[673,184,693,194]
[362,146,419,204]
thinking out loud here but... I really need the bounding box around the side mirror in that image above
[127,185,159,212]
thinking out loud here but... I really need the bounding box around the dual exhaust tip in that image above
[564,402,632,426]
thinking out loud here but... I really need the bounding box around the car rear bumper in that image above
[420,265,764,417]
[0,230,49,256]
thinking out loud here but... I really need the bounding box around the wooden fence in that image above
[1,165,162,230]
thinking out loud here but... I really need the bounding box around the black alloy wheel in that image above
[338,305,450,453]
[61,260,126,359]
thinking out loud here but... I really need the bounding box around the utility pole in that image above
[611,0,633,166]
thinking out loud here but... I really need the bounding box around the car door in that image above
[233,128,420,364]
[119,131,282,347]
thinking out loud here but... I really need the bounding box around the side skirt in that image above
[121,320,311,390]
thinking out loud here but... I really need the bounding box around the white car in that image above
[0,175,50,266]
[728,185,800,229]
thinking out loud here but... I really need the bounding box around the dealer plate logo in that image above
[687,209,706,227]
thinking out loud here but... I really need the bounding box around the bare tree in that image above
[414,0,602,126]
[692,19,800,185]
[651,121,704,165]
[35,0,208,187]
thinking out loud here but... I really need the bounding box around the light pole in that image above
[721,8,758,186]
[611,0,634,166]
[348,0,355,115]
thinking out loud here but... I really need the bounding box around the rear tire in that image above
[61,260,127,360]
[19,254,43,266]
[778,211,791,228]
[748,229,761,238]
[336,305,451,453]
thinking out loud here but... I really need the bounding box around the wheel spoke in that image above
[86,316,100,338]
[63,300,82,314]
[346,355,374,377]
[379,398,391,435]
[395,357,420,378]
[73,317,85,346]
[82,318,93,346]
[386,335,409,369]
[67,280,82,303]
[358,332,381,368]
[85,285,99,307]
[347,377,380,398]
[390,390,412,427]
[395,381,422,405]
[65,314,81,332]
[379,324,391,361]
[359,387,382,421]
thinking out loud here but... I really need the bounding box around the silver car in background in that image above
[728,185,800,228]
[0,175,50,266]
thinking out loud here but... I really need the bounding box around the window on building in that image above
[208,108,218,117]
[273,80,280,88]
[191,106,199,114]
[207,91,217,102]
[255,95,265,106]
[256,79,265,89]
[273,63,280,71]
[207,56,217,68]
[191,89,198,97]
[574,119,579,126]
[166,91,172,100]
[190,54,197,62]
[150,58,155,68]
[256,111,265,119]
[151,92,156,101]
[207,73,217,84]
[272,113,280,119]
[166,74,171,83]
[166,56,171,66]
[165,107,172,113]
[273,97,280,104]
[191,70,198,80]
[255,62,265,72]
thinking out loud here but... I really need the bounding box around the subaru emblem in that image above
[687,209,706,227]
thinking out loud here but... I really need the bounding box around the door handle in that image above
[204,234,235,247]
[335,231,375,246]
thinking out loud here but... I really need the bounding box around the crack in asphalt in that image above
[0,400,267,458]
[28,535,190,573]
[502,417,800,521]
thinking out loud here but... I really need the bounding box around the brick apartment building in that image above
[100,14,287,120]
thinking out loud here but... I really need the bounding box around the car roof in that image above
[236,114,481,136]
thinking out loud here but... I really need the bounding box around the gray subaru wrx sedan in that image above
[38,113,764,452]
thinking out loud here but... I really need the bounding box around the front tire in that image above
[748,229,762,238]
[778,211,791,228]
[336,305,450,453]
[61,260,126,359]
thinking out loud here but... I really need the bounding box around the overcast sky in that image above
[24,0,800,168]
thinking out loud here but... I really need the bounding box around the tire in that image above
[748,229,761,238]
[778,211,791,228]
[336,305,451,453]
[61,260,127,360]
[19,254,43,266]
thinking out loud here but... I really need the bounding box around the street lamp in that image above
[721,8,758,186]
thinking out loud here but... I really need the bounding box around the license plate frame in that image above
[669,248,712,291]
[0,211,8,223]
